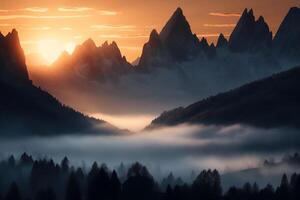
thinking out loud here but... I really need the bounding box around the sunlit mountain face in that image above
[2,1,300,199]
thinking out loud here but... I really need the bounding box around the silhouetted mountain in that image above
[273,7,300,59]
[216,34,228,48]
[138,29,168,68]
[53,39,132,82]
[138,7,201,67]
[0,30,116,136]
[0,29,29,83]
[159,7,200,60]
[229,9,272,53]
[148,64,300,129]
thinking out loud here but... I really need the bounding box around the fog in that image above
[1,124,300,186]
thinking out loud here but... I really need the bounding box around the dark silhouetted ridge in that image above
[148,64,300,129]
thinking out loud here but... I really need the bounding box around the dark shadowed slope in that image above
[148,65,300,129]
[0,29,117,136]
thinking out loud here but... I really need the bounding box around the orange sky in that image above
[0,0,299,65]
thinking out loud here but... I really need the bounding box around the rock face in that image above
[229,9,272,53]
[54,39,132,81]
[159,7,200,61]
[139,29,168,67]
[139,7,201,67]
[148,64,300,130]
[0,29,112,136]
[216,34,228,48]
[273,7,300,59]
[0,29,29,83]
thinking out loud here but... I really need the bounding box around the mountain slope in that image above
[0,30,116,136]
[148,65,300,129]
[273,7,300,59]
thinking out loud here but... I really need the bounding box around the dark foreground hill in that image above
[148,65,300,129]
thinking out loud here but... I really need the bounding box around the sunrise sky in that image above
[0,0,299,65]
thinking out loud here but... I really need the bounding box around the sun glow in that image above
[37,39,76,65]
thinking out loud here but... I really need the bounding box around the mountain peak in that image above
[0,29,29,83]
[82,38,97,49]
[159,7,191,42]
[229,8,272,52]
[216,33,228,48]
[174,7,183,16]
[159,7,199,61]
[150,29,159,40]
[273,7,300,58]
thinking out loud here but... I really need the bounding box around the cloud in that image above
[0,7,48,13]
[60,27,72,31]
[209,12,241,17]
[99,34,148,39]
[204,24,236,28]
[27,26,51,30]
[0,14,91,20]
[99,10,118,16]
[0,23,14,27]
[90,25,136,31]
[22,7,48,13]
[58,7,93,12]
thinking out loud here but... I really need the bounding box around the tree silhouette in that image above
[110,170,121,200]
[5,182,21,200]
[65,173,82,200]
[35,188,56,200]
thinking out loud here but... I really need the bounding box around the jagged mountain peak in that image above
[159,7,192,42]
[216,33,228,48]
[0,29,29,82]
[229,8,272,52]
[273,7,300,58]
[150,29,160,40]
[82,38,97,49]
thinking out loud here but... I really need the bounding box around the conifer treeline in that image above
[0,153,299,200]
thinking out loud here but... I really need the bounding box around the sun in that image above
[37,39,76,65]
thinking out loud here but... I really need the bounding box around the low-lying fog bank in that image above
[0,124,299,187]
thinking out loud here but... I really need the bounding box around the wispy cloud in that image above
[22,7,48,13]
[98,10,117,16]
[209,12,241,17]
[0,14,91,20]
[0,7,48,13]
[58,7,93,12]
[27,26,51,30]
[60,27,72,31]
[99,34,148,39]
[0,23,14,27]
[204,24,236,28]
[91,25,136,31]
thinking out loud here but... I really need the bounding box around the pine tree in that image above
[5,182,21,200]
[65,173,82,200]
